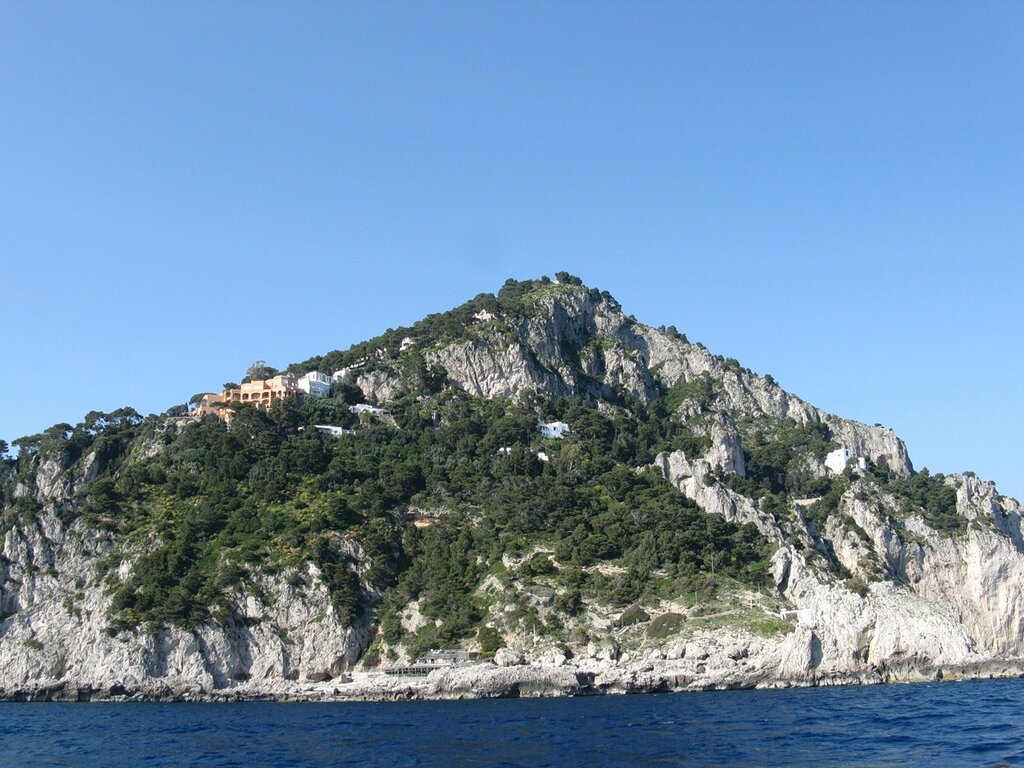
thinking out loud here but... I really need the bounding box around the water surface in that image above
[2,680,1021,767]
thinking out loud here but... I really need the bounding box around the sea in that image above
[2,679,1022,767]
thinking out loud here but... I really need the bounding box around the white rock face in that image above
[653,450,780,539]
[0,491,373,699]
[705,413,746,478]
[493,647,524,667]
[649,446,1024,686]
[355,370,403,404]
[826,420,910,478]
[429,340,565,401]
[416,288,913,479]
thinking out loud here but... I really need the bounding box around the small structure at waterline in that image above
[383,649,474,677]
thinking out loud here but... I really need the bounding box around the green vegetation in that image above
[2,370,773,644]
[844,576,870,598]
[688,609,794,638]
[800,476,851,531]
[616,604,651,627]
[892,469,963,534]
[661,373,718,414]
[477,625,503,656]
[856,460,964,535]
[647,612,683,639]
[726,420,836,500]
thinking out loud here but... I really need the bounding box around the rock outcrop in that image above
[0,503,373,699]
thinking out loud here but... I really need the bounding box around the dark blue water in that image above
[2,679,1022,767]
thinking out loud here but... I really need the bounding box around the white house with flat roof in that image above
[332,366,361,384]
[350,403,388,418]
[539,421,571,439]
[297,371,331,398]
[311,424,355,437]
[825,448,853,474]
[825,448,868,474]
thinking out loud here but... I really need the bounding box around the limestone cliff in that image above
[1,451,374,698]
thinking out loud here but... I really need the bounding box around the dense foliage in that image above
[726,420,836,499]
[4,374,772,648]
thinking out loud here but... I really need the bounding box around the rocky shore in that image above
[6,634,1024,704]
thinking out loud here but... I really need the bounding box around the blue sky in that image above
[1,2,1022,499]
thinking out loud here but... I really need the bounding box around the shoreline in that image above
[4,657,1023,703]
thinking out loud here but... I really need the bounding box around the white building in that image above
[332,365,363,384]
[825,447,857,474]
[538,421,571,439]
[297,371,331,398]
[312,424,355,437]
[416,649,471,666]
[350,403,387,418]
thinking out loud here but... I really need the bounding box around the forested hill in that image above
[2,274,1022,698]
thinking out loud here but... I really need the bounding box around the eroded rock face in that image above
[493,647,524,667]
[418,289,913,479]
[0,504,373,698]
[356,370,403,404]
[428,340,567,401]
[826,419,911,479]
[649,446,1024,685]
[425,290,658,404]
[705,413,746,478]
[653,449,780,539]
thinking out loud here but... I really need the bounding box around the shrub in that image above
[478,625,503,656]
[845,576,870,598]
[616,603,651,628]
[647,612,683,639]
[553,588,582,616]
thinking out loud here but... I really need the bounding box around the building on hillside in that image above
[194,373,307,424]
[331,367,358,384]
[416,649,472,666]
[310,424,356,437]
[538,420,571,439]
[193,392,227,420]
[192,369,339,425]
[825,447,868,474]
[228,374,298,409]
[350,403,387,416]
[382,648,475,677]
[825,448,853,474]
[297,371,331,398]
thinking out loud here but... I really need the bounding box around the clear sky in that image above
[1,2,1022,500]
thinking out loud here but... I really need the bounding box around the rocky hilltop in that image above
[2,275,1023,701]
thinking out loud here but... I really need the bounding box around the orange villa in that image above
[194,373,301,423]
